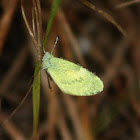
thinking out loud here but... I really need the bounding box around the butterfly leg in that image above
[47,73,52,91]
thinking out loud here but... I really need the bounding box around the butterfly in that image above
[42,50,103,96]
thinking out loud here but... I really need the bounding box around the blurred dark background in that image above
[0,0,140,140]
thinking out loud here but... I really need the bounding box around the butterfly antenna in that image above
[51,36,59,54]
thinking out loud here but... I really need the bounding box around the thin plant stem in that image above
[21,0,38,48]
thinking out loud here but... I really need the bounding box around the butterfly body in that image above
[42,52,103,96]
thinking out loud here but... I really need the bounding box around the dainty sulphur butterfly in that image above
[42,40,103,96]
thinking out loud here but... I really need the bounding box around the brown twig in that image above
[116,0,140,9]
[57,9,87,67]
[0,0,19,54]
[0,46,29,93]
[0,113,26,140]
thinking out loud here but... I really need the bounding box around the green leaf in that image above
[43,0,60,50]
[32,61,41,138]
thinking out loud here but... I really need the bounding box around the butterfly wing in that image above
[46,57,103,96]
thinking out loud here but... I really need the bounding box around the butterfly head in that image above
[42,52,53,70]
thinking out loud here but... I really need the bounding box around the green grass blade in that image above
[32,61,41,139]
[43,0,60,50]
